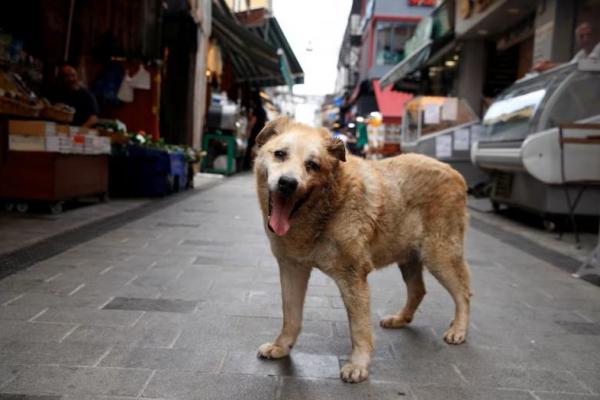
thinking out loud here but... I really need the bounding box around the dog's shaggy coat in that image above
[253,118,471,383]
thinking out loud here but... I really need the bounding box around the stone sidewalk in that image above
[0,174,599,400]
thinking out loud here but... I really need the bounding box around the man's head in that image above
[576,22,594,53]
[58,65,80,91]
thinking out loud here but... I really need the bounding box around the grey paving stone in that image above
[555,321,600,335]
[61,396,170,400]
[0,305,48,321]
[7,292,113,309]
[569,369,600,394]
[410,385,535,400]
[143,370,278,400]
[0,395,61,400]
[0,292,23,306]
[533,393,600,400]
[553,348,600,372]
[234,316,333,338]
[64,321,180,348]
[103,297,197,313]
[455,363,591,393]
[358,358,465,386]
[222,351,340,379]
[181,239,229,247]
[0,365,28,388]
[0,341,109,366]
[280,377,415,399]
[0,278,42,294]
[156,222,200,228]
[99,346,224,372]
[34,307,143,327]
[0,321,75,343]
[1,366,152,397]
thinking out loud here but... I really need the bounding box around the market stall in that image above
[0,54,111,213]
[400,95,489,192]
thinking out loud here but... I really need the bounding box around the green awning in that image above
[212,6,286,86]
[379,40,432,89]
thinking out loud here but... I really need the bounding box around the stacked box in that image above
[85,136,111,154]
[8,120,108,155]
[70,134,85,154]
[45,136,73,153]
[9,135,46,151]
[9,120,57,136]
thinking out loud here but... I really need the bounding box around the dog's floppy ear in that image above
[328,137,346,162]
[256,117,290,148]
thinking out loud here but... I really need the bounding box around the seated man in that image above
[52,65,99,128]
[533,22,600,72]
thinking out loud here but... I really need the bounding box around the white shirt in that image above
[572,42,600,61]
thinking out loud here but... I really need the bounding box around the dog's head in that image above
[254,117,346,237]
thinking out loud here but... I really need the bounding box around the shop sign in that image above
[454,128,470,150]
[435,135,452,158]
[408,0,436,6]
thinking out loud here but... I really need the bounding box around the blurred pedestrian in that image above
[243,91,267,170]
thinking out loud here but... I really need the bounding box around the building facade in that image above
[380,0,600,117]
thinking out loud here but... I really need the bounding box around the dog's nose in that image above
[277,176,298,196]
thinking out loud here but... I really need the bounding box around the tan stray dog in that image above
[253,117,471,383]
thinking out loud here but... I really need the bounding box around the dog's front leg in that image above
[257,261,311,359]
[337,272,373,383]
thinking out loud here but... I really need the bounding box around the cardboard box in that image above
[9,135,45,151]
[9,120,56,136]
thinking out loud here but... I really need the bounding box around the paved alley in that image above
[0,174,599,400]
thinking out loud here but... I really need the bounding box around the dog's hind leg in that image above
[423,242,471,345]
[257,261,311,359]
[380,260,426,329]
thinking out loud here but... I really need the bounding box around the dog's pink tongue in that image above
[269,194,294,236]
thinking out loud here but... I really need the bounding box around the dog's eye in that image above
[305,160,320,172]
[274,150,287,160]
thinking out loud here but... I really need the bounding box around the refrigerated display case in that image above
[471,62,600,217]
[401,96,489,191]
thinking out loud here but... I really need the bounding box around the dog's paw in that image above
[379,315,411,329]
[257,342,290,359]
[443,323,467,345]
[340,362,369,383]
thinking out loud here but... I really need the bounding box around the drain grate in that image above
[0,180,222,280]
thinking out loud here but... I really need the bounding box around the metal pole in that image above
[64,0,76,62]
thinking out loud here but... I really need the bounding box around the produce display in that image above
[0,69,42,117]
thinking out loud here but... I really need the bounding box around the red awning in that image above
[372,80,412,124]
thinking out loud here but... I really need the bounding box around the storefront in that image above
[0,0,209,210]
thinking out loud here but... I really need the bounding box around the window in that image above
[482,82,547,141]
[375,22,416,66]
[540,71,600,129]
